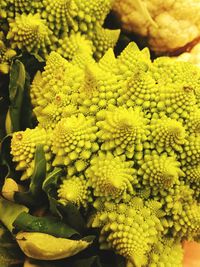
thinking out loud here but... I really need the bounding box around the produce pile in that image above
[0,0,119,74]
[1,1,200,267]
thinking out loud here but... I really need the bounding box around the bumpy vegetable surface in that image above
[1,0,119,61]
[113,0,200,54]
[7,42,200,266]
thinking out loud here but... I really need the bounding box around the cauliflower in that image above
[5,42,200,266]
[113,0,200,54]
[174,42,200,66]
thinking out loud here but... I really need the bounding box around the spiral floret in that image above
[185,109,200,136]
[75,0,114,31]
[149,117,186,154]
[182,165,200,200]
[117,70,158,112]
[51,114,98,175]
[10,127,51,180]
[97,107,148,160]
[7,13,54,57]
[57,33,92,60]
[42,0,78,34]
[149,238,183,267]
[158,183,195,236]
[91,27,120,60]
[151,57,200,88]
[138,154,184,192]
[57,175,90,208]
[86,153,137,200]
[181,136,200,166]
[91,200,163,267]
[116,42,151,80]
[77,65,120,115]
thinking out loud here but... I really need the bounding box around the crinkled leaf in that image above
[13,211,79,238]
[14,145,47,207]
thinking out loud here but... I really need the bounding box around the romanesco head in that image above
[9,41,200,265]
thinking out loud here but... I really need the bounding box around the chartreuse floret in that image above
[149,238,183,267]
[151,57,200,89]
[90,26,120,60]
[7,13,54,57]
[116,42,151,80]
[138,154,184,192]
[51,114,98,175]
[91,199,163,267]
[86,153,136,200]
[0,31,16,74]
[57,175,91,208]
[185,108,200,136]
[117,70,157,111]
[56,33,92,60]
[181,136,200,166]
[78,65,120,115]
[148,117,186,154]
[182,165,200,200]
[157,183,196,237]
[10,127,52,180]
[75,0,114,31]
[41,0,78,35]
[30,52,83,129]
[97,107,148,159]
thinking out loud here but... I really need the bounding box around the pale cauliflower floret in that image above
[113,0,200,53]
[175,43,200,66]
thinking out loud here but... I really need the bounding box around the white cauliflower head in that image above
[113,0,200,53]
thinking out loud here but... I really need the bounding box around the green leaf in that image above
[14,145,47,207]
[0,197,28,232]
[13,212,79,238]
[43,168,63,192]
[8,59,26,133]
[58,203,86,233]
[42,168,63,216]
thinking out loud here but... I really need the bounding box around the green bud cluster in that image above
[1,0,119,60]
[9,42,200,265]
